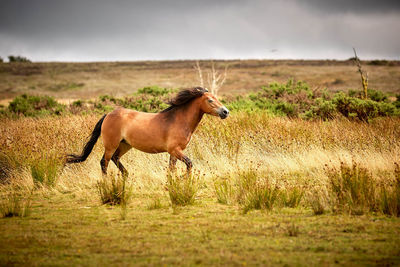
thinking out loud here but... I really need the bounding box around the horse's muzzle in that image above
[218,107,230,119]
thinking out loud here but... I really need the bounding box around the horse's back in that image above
[102,108,168,153]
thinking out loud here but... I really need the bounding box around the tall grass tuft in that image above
[281,186,304,208]
[30,157,60,187]
[307,190,327,215]
[0,152,21,183]
[147,197,163,210]
[96,173,132,206]
[166,172,200,206]
[0,190,32,218]
[327,161,378,215]
[214,177,234,205]
[236,169,280,214]
[380,163,400,217]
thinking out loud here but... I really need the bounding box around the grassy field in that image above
[1,60,400,265]
[1,112,400,265]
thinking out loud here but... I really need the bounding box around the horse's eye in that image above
[208,99,214,103]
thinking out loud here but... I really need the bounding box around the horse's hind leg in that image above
[111,141,132,177]
[100,153,109,175]
[169,156,177,172]
[100,146,118,175]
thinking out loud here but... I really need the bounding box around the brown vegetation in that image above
[1,60,399,101]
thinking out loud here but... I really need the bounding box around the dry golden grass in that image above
[1,113,399,195]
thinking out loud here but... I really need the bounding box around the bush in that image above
[332,92,397,121]
[225,80,399,120]
[8,94,65,117]
[137,86,172,96]
[393,95,400,109]
[368,89,388,102]
[303,98,337,120]
[92,87,173,113]
[369,60,388,66]
[262,79,312,99]
[8,55,31,63]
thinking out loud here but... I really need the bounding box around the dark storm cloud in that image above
[300,0,400,14]
[0,0,399,61]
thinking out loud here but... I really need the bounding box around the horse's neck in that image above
[180,100,204,134]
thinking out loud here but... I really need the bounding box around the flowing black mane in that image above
[161,87,208,113]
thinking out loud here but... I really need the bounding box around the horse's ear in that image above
[195,87,208,93]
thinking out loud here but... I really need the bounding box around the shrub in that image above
[274,102,297,117]
[167,173,200,206]
[8,94,65,117]
[93,87,173,113]
[72,100,84,107]
[394,95,400,108]
[348,89,388,102]
[333,93,380,121]
[137,86,172,96]
[304,98,337,120]
[225,80,399,120]
[8,55,31,63]
[369,60,388,66]
[367,89,388,102]
[262,79,312,99]
[96,173,132,206]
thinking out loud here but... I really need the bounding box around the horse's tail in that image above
[66,114,106,164]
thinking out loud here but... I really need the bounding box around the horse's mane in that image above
[161,87,208,113]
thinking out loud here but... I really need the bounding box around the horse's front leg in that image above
[169,155,177,173]
[168,149,193,175]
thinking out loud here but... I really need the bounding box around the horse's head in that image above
[200,91,230,119]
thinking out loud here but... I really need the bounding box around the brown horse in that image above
[66,87,229,176]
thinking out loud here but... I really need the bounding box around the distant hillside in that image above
[0,59,399,100]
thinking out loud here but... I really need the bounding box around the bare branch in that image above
[353,47,368,99]
[194,61,204,88]
[194,61,228,96]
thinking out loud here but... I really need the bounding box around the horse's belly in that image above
[125,135,167,154]
[121,112,168,154]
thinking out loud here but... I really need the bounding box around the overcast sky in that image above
[0,0,399,62]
